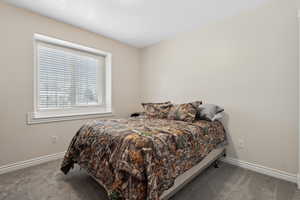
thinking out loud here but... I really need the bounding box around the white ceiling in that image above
[4,0,269,48]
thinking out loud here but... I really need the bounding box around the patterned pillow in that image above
[167,103,198,122]
[141,101,173,119]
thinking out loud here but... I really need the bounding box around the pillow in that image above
[167,103,197,122]
[191,100,203,108]
[211,112,224,121]
[141,101,172,119]
[196,104,224,121]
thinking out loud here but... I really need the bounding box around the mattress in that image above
[61,117,226,200]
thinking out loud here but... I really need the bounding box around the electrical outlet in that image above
[238,139,245,149]
[51,136,58,144]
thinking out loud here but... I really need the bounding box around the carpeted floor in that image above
[0,159,299,200]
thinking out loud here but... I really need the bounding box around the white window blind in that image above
[29,34,112,124]
[37,43,105,110]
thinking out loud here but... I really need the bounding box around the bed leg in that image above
[213,161,219,168]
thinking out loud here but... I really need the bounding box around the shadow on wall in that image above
[220,112,238,159]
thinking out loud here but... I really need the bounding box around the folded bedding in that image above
[61,117,226,200]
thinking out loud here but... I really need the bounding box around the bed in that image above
[61,115,226,200]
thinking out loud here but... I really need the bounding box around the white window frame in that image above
[28,34,112,124]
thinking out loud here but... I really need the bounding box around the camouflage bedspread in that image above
[61,117,226,200]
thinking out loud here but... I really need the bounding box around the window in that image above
[28,34,112,124]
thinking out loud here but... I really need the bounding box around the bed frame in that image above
[89,146,225,200]
[160,147,225,200]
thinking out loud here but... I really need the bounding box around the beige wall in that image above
[0,2,140,166]
[141,0,299,174]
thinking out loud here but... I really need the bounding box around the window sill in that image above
[27,110,114,125]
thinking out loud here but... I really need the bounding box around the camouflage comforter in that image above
[61,117,226,200]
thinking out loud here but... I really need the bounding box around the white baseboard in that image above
[221,157,297,184]
[297,174,300,189]
[0,152,298,187]
[0,152,65,175]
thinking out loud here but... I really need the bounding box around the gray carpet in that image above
[0,159,299,200]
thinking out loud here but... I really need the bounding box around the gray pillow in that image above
[211,112,225,121]
[196,104,224,121]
